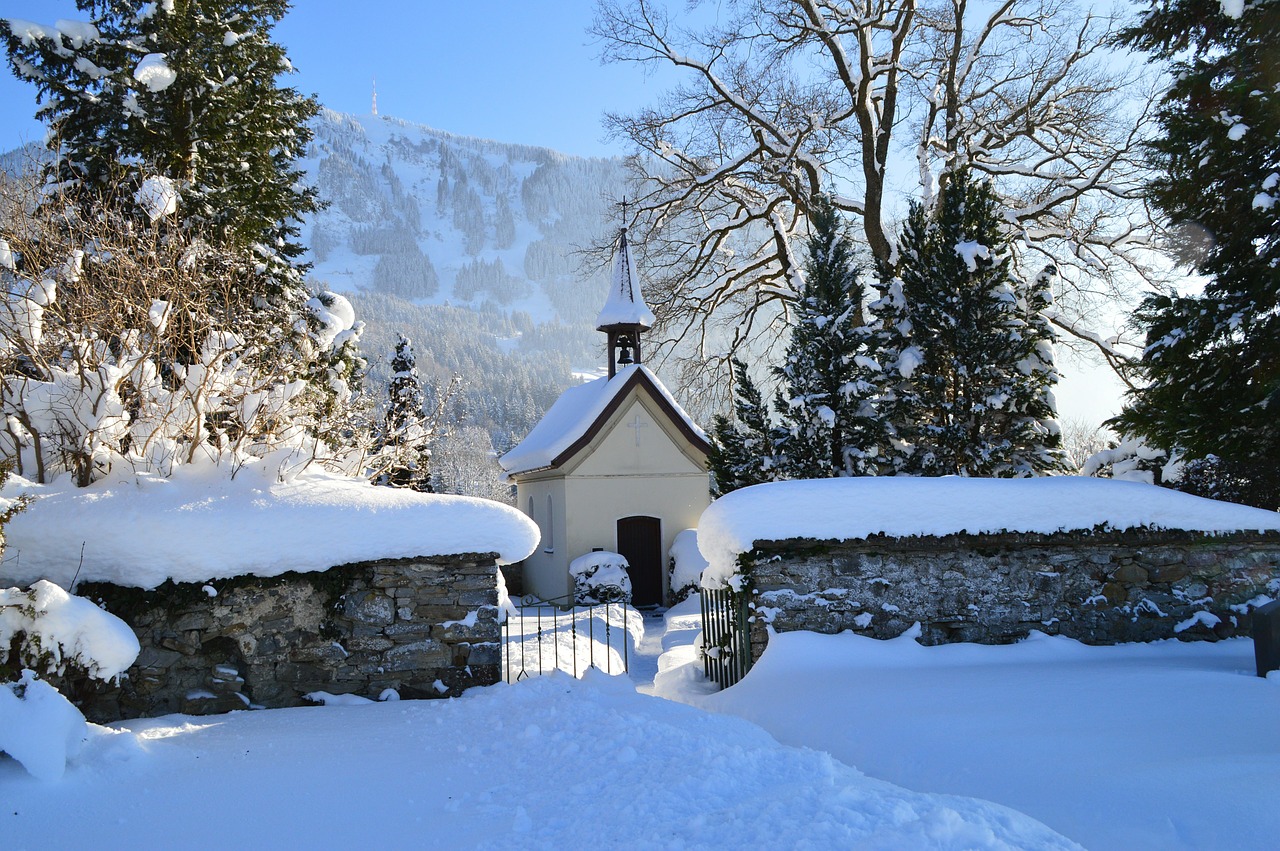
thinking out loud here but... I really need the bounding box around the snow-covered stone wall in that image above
[744,530,1280,655]
[58,555,502,722]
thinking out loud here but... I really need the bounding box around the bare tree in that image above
[592,0,1155,393]
[1058,415,1111,473]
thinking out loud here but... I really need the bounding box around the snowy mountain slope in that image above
[301,109,627,328]
[298,110,630,452]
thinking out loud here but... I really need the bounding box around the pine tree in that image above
[1112,1,1280,504]
[707,358,776,497]
[4,1,319,263]
[375,334,434,492]
[773,196,889,479]
[881,169,1065,477]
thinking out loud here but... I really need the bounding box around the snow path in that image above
[683,630,1280,850]
[627,610,667,693]
[0,674,1074,850]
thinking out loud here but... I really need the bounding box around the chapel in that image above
[498,226,711,606]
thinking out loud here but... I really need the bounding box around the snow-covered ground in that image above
[6,591,1278,849]
[664,629,1280,850]
[0,669,1075,850]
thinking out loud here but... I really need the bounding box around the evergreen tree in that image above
[707,358,776,497]
[773,196,889,479]
[881,169,1065,477]
[4,1,319,262]
[375,334,434,492]
[1112,1,1280,503]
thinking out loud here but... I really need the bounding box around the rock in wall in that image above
[743,530,1280,659]
[61,554,500,722]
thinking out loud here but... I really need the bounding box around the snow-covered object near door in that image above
[570,551,632,604]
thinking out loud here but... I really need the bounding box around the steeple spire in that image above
[371,77,378,116]
[597,218,656,378]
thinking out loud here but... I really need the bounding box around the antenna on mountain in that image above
[371,77,378,116]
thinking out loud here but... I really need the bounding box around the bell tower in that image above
[596,225,655,378]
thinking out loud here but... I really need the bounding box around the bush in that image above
[0,580,140,779]
[1172,456,1280,512]
[569,551,632,605]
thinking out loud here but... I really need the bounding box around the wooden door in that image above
[617,515,663,607]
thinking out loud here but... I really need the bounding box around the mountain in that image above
[299,109,631,454]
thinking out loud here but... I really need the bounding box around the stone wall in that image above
[63,554,501,722]
[744,530,1280,659]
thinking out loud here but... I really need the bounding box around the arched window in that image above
[544,493,555,552]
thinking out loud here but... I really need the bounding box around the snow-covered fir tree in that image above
[0,1,363,485]
[1111,0,1280,508]
[3,0,319,263]
[707,358,777,496]
[879,169,1065,477]
[772,196,888,478]
[373,334,434,492]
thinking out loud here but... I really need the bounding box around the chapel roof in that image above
[498,365,708,477]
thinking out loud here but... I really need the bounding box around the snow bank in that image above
[0,580,140,679]
[698,477,1280,588]
[691,629,1280,849]
[0,673,1077,848]
[0,671,87,781]
[1,462,540,589]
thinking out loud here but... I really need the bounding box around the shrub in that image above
[569,551,632,605]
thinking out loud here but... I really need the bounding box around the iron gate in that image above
[700,586,752,688]
[501,594,631,682]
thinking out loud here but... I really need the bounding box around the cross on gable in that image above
[626,413,648,446]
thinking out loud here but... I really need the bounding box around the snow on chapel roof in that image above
[595,228,656,330]
[499,365,707,477]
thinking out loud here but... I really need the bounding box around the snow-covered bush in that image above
[1082,434,1183,486]
[0,580,140,683]
[1,580,140,780]
[0,183,365,486]
[570,551,632,605]
[668,529,708,604]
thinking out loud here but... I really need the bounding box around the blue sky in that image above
[0,0,660,156]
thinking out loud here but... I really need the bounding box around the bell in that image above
[617,342,634,365]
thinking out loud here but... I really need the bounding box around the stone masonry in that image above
[744,530,1280,661]
[63,554,501,722]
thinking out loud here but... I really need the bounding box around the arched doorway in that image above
[617,515,662,607]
